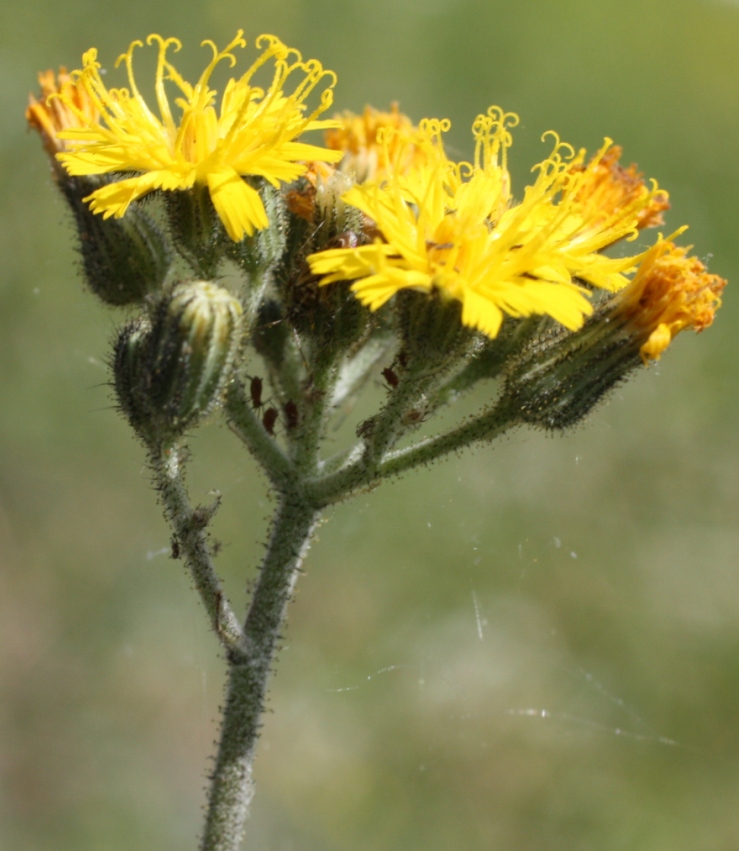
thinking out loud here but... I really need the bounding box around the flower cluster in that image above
[27,32,725,442]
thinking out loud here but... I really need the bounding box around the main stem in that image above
[197,363,516,850]
[199,494,320,851]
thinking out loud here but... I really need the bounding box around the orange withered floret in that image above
[569,143,670,233]
[26,68,99,158]
[284,161,336,222]
[619,239,726,362]
[325,103,427,182]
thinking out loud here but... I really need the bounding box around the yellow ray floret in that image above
[308,107,669,339]
[615,237,725,361]
[55,32,342,240]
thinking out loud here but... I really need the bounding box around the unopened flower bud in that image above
[112,317,151,437]
[63,179,172,305]
[113,282,243,442]
[502,240,725,430]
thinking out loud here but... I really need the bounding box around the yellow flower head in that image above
[27,68,99,157]
[307,107,668,339]
[324,103,429,183]
[55,32,343,241]
[616,238,725,362]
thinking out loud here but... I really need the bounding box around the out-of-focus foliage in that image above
[3,0,739,848]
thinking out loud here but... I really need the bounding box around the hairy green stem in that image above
[173,348,518,851]
[294,357,337,475]
[379,406,518,478]
[199,496,320,851]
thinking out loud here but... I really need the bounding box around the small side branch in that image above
[307,399,521,506]
[378,403,519,478]
[150,446,244,653]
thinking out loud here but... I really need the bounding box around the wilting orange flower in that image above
[568,142,670,234]
[325,103,430,182]
[618,238,726,361]
[26,68,99,158]
[308,106,678,339]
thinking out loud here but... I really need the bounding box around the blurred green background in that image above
[3,0,739,848]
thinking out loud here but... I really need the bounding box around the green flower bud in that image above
[112,316,151,437]
[61,177,172,306]
[113,282,243,443]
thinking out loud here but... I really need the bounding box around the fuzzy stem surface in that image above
[225,379,296,487]
[199,495,320,851]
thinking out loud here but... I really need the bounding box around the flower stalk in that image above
[200,496,320,851]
